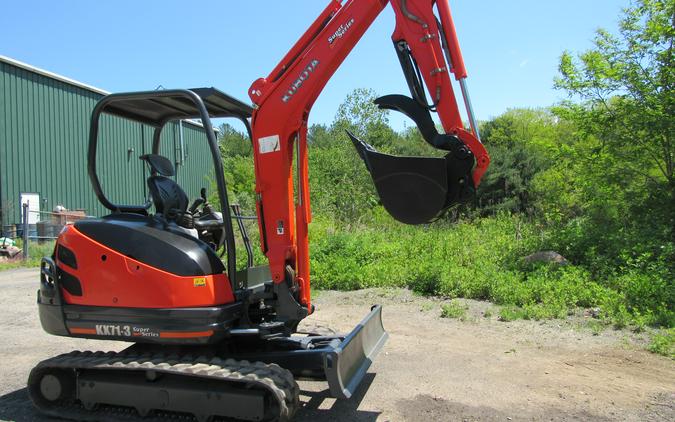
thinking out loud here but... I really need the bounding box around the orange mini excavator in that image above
[29,1,489,420]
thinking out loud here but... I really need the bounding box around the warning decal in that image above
[258,135,281,154]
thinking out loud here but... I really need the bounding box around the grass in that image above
[309,213,674,331]
[586,320,607,336]
[648,329,675,360]
[440,301,468,320]
[420,302,435,312]
[0,240,54,271]
[499,306,526,322]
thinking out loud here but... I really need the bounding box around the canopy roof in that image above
[100,87,253,127]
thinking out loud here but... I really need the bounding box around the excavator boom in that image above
[248,0,490,310]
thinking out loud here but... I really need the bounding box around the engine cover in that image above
[53,214,234,308]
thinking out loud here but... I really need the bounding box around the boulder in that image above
[523,251,569,266]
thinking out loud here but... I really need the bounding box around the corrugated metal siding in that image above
[0,60,214,225]
[96,114,148,208]
[160,122,216,200]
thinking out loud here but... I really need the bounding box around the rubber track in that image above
[28,350,300,422]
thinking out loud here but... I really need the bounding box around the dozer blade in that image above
[325,304,388,399]
[348,130,474,225]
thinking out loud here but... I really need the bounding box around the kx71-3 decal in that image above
[94,324,159,338]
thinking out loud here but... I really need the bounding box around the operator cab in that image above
[79,88,253,286]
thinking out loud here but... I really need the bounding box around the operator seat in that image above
[140,154,189,221]
[148,175,189,220]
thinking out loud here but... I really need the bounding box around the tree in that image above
[332,88,402,151]
[307,124,332,148]
[544,0,674,284]
[554,0,674,193]
[307,89,390,222]
[474,108,560,215]
[215,123,256,212]
[218,123,252,157]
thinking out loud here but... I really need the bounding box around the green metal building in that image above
[0,55,217,230]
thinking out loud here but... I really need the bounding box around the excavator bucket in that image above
[349,94,477,225]
[349,130,474,225]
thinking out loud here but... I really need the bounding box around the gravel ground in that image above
[0,268,673,421]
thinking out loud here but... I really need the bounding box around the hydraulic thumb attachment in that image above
[349,94,475,225]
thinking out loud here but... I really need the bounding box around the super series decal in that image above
[328,18,355,46]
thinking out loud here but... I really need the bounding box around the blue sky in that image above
[2,0,629,131]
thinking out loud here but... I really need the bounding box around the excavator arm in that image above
[248,0,490,312]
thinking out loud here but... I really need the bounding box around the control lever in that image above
[189,198,205,214]
[189,188,211,214]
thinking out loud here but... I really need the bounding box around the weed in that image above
[586,320,606,336]
[440,301,467,319]
[0,241,55,271]
[647,329,674,359]
[308,215,673,329]
[420,302,435,312]
[499,306,526,322]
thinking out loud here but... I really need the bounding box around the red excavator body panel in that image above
[56,225,235,309]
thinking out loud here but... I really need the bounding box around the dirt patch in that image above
[297,290,675,421]
[0,271,673,421]
[397,394,614,422]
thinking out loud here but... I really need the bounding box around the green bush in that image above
[308,214,673,329]
[648,329,675,360]
[440,301,468,319]
[499,306,526,322]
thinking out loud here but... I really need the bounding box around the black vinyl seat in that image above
[140,154,189,222]
[147,175,189,220]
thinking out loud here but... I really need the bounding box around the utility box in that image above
[20,193,40,224]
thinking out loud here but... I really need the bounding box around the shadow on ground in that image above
[0,388,42,422]
[295,373,380,421]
